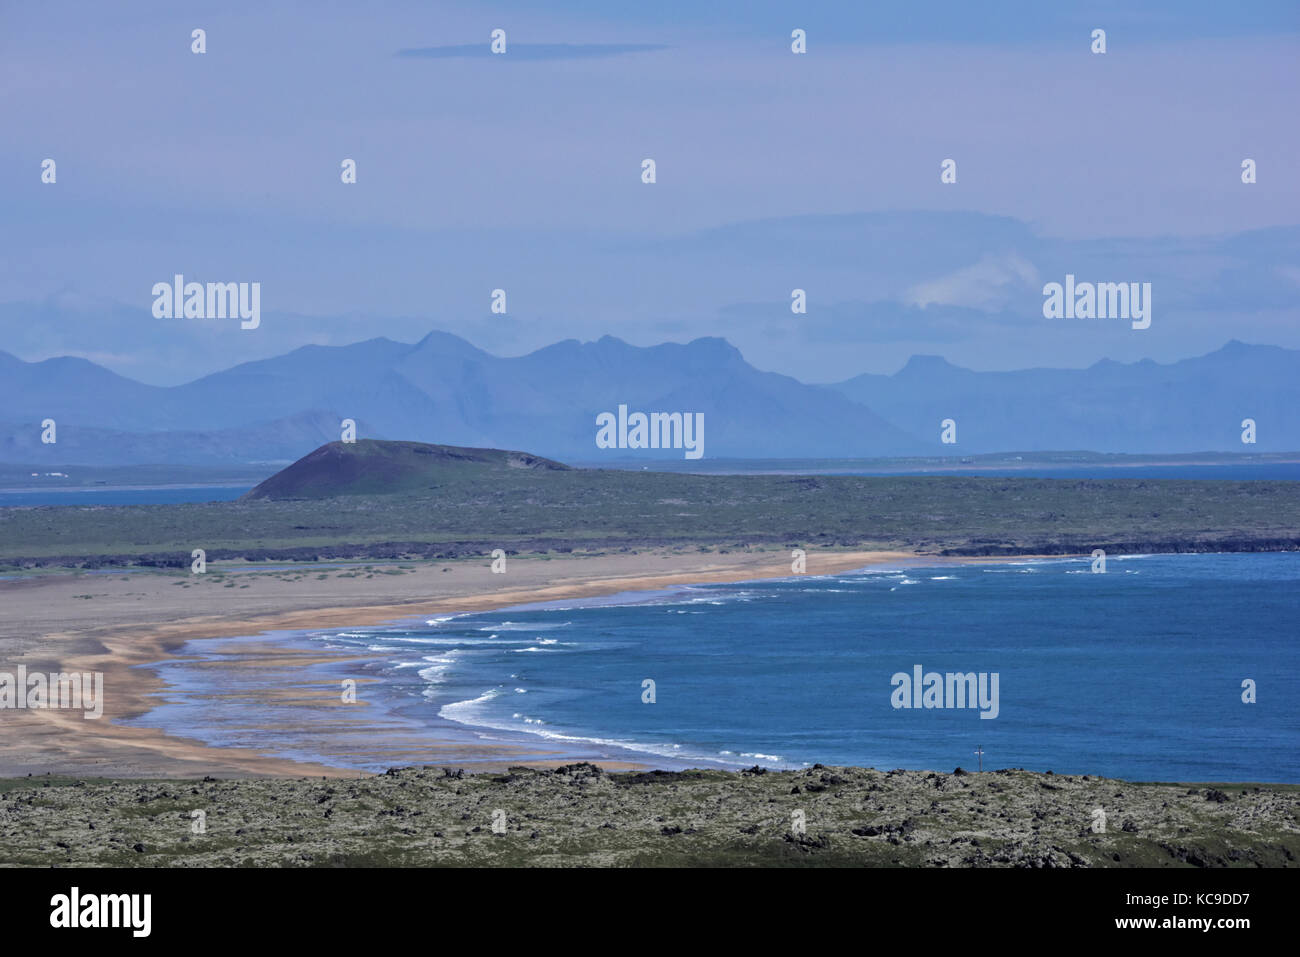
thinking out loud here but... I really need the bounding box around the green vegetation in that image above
[0,440,1296,569]
[2,767,1296,868]
[627,449,1300,475]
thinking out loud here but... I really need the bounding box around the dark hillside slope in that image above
[243,439,570,500]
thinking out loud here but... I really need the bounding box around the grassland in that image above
[1,469,1297,570]
[2,766,1295,868]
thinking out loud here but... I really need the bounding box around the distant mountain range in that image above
[1,334,1296,465]
[829,340,1300,455]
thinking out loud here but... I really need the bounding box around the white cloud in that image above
[905,253,1039,310]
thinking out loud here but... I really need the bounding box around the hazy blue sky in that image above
[2,0,1297,384]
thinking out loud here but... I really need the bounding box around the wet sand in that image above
[0,548,922,778]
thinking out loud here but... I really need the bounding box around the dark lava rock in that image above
[617,769,697,786]
[553,762,603,780]
[784,832,831,849]
[1160,843,1225,867]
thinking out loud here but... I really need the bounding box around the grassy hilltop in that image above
[243,439,570,500]
[1,440,1297,569]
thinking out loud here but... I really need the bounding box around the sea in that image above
[127,552,1300,783]
[0,486,251,506]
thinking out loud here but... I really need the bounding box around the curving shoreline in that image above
[0,548,923,778]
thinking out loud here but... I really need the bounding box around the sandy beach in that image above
[0,547,922,778]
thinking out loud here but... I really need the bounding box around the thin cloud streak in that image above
[396,43,669,60]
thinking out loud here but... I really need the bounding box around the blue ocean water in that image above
[309,553,1298,782]
[0,486,252,506]
[604,462,1300,481]
[838,464,1300,480]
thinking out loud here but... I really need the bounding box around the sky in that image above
[1,0,1297,385]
